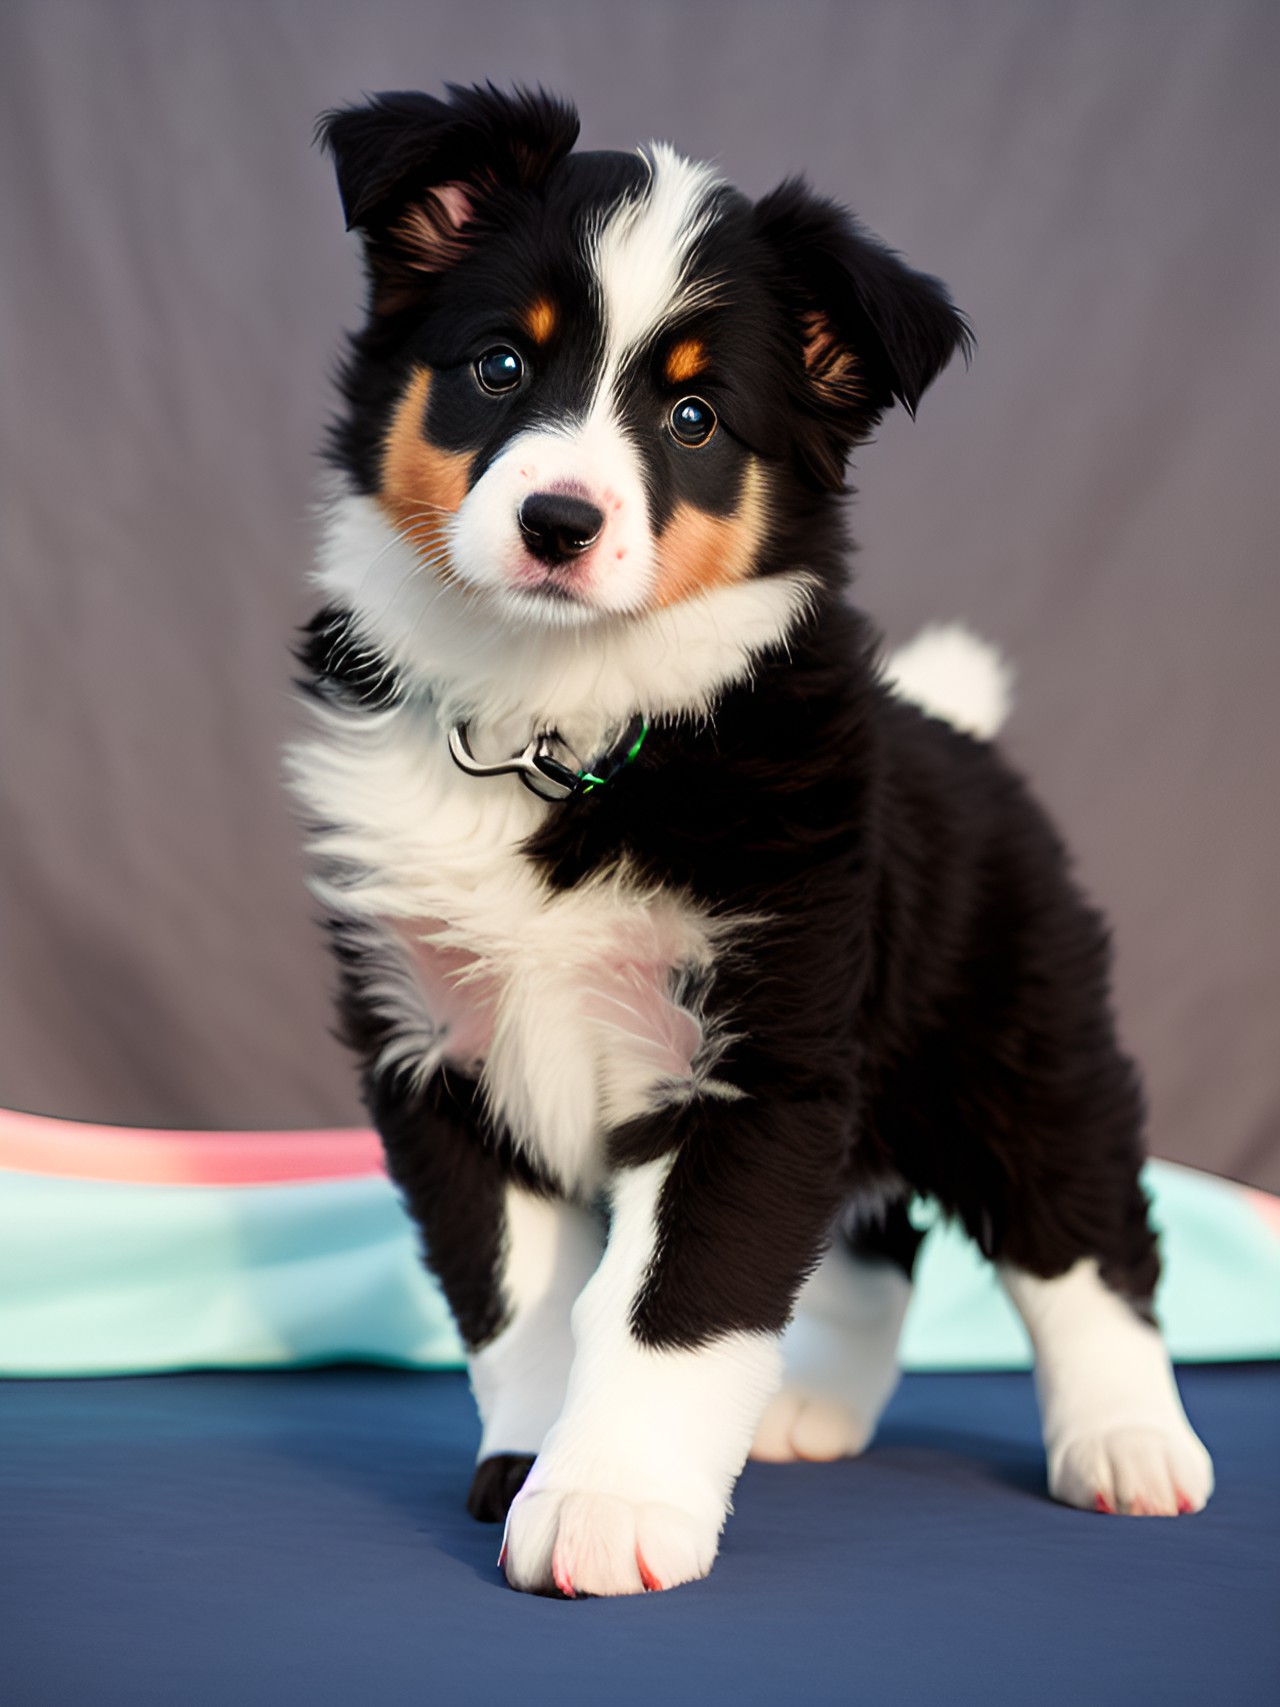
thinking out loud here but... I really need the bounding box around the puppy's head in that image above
[320,84,969,628]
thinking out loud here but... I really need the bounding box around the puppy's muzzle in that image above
[518,492,605,565]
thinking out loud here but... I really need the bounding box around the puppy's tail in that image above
[881,622,1014,740]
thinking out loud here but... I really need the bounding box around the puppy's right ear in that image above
[317,83,578,312]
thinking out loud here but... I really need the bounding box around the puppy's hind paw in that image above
[750,1386,873,1463]
[1051,1423,1214,1517]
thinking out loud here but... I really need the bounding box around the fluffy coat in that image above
[290,84,1212,1596]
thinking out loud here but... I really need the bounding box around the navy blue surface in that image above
[2,1366,1276,1705]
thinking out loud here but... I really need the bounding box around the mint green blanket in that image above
[1,1159,1276,1376]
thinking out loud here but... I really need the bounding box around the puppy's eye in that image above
[475,347,525,394]
[669,396,717,447]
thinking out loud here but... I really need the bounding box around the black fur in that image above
[319,84,579,232]
[533,600,1157,1348]
[295,605,404,711]
[845,1201,927,1280]
[467,1453,536,1523]
[752,181,974,487]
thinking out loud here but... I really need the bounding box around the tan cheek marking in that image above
[377,368,472,570]
[664,338,708,385]
[523,297,557,345]
[652,459,768,608]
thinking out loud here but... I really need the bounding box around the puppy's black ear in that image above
[752,179,971,489]
[317,83,578,310]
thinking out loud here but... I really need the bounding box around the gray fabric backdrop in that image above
[2,0,1277,1188]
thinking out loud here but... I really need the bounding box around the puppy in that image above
[290,84,1213,1596]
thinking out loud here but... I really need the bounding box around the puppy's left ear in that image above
[753,179,972,489]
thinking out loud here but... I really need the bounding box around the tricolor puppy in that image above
[290,84,1213,1597]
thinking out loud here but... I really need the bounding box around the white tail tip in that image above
[881,622,1014,740]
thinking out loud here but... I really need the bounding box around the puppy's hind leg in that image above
[1002,1258,1213,1517]
[984,1051,1213,1516]
[751,1199,921,1463]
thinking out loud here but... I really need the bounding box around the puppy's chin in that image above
[492,583,604,629]
[481,567,651,631]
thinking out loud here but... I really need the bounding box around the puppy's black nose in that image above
[518,492,605,564]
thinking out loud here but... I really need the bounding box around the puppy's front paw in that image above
[467,1452,536,1523]
[501,1485,718,1597]
[1050,1422,1214,1516]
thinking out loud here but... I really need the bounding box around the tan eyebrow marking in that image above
[523,297,558,345]
[664,337,709,385]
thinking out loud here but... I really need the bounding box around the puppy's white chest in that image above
[290,700,719,1191]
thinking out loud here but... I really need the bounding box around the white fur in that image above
[337,923,458,1091]
[751,1234,911,1463]
[470,1186,603,1460]
[292,494,806,1190]
[1001,1259,1214,1515]
[503,1159,783,1595]
[882,622,1014,740]
[590,143,724,377]
[288,691,730,1191]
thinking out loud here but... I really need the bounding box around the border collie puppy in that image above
[291,83,1213,1596]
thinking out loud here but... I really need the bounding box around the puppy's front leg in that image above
[466,1184,603,1519]
[502,1110,844,1596]
[366,1066,602,1522]
[500,1160,777,1595]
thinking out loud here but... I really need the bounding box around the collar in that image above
[448,715,649,803]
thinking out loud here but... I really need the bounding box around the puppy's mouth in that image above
[521,576,588,601]
[510,556,596,602]
[498,554,605,626]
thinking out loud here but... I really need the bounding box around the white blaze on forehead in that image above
[589,143,724,380]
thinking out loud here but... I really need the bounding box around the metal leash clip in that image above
[448,714,649,804]
[448,724,582,802]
